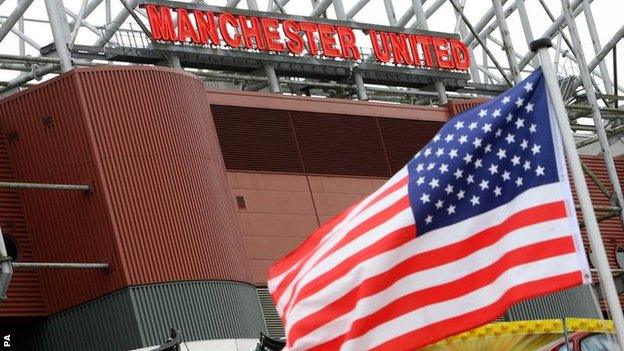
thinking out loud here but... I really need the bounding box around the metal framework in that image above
[1,0,624,304]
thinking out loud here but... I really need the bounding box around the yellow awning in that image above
[420,318,614,351]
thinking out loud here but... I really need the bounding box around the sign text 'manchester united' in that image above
[141,4,471,70]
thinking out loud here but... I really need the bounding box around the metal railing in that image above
[0,180,106,300]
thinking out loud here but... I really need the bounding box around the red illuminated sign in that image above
[140,4,470,71]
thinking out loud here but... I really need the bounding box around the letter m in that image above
[141,5,176,41]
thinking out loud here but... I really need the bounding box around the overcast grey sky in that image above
[1,0,623,88]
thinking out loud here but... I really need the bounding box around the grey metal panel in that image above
[130,281,268,346]
[257,288,285,338]
[505,285,601,321]
[18,288,142,351]
[14,280,267,351]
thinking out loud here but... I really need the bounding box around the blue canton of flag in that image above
[408,69,559,235]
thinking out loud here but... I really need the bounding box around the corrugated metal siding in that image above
[212,106,303,173]
[131,281,267,345]
[578,156,624,308]
[446,98,490,115]
[0,72,125,314]
[0,67,254,314]
[17,287,141,351]
[505,285,600,320]
[257,288,285,338]
[16,281,265,351]
[0,123,46,316]
[75,68,252,286]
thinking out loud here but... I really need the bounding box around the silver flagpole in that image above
[531,38,624,348]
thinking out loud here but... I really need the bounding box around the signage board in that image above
[139,3,471,72]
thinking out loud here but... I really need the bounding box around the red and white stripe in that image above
[268,176,589,351]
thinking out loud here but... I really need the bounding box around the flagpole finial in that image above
[530,38,553,53]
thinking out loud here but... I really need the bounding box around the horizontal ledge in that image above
[574,205,620,212]
[590,268,624,273]
[0,182,90,192]
[12,262,109,269]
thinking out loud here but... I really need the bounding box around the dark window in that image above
[3,236,18,262]
[42,115,54,128]
[236,196,247,210]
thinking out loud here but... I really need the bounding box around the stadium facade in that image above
[0,0,624,350]
[0,65,618,350]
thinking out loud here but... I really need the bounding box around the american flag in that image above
[267,69,591,351]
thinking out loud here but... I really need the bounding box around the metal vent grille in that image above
[504,285,601,321]
[378,119,443,173]
[446,98,490,115]
[257,288,285,339]
[291,112,391,177]
[212,106,304,173]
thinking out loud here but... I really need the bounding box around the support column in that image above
[433,83,447,104]
[0,0,33,43]
[346,0,370,19]
[412,0,447,104]
[169,55,182,70]
[615,44,619,108]
[451,1,481,83]
[226,0,242,6]
[264,64,280,93]
[588,26,624,73]
[561,0,624,230]
[310,0,332,17]
[44,0,72,72]
[246,0,258,10]
[492,0,521,84]
[105,0,111,23]
[383,0,397,25]
[517,0,585,71]
[17,0,25,55]
[69,0,90,50]
[332,0,346,20]
[582,0,613,95]
[514,0,540,67]
[469,0,520,51]
[463,0,508,47]
[68,0,103,27]
[464,43,482,84]
[95,0,140,47]
[353,69,367,101]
